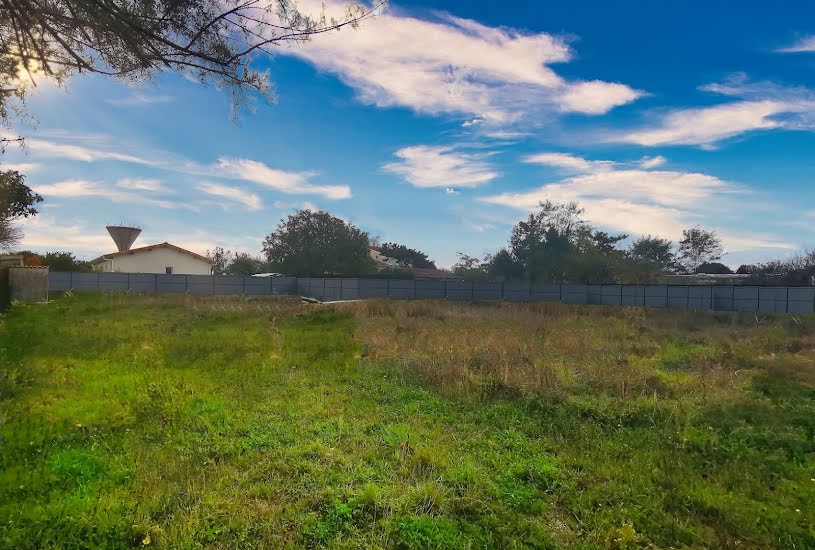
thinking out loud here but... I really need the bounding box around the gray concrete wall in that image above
[46,271,815,314]
[10,267,49,302]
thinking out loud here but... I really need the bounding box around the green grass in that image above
[1,293,814,548]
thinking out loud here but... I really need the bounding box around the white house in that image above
[91,242,214,275]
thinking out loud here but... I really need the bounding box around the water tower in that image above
[106,225,142,252]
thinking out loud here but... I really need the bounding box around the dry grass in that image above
[336,299,814,403]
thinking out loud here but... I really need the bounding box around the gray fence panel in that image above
[358,278,388,298]
[186,275,213,295]
[473,282,502,300]
[601,285,623,306]
[621,285,644,306]
[156,274,186,293]
[48,272,72,291]
[733,286,759,312]
[214,276,243,295]
[40,272,815,313]
[667,286,690,309]
[127,274,155,291]
[712,286,734,310]
[97,273,129,291]
[531,284,561,302]
[388,279,415,299]
[415,280,444,299]
[446,280,473,300]
[586,285,602,305]
[503,282,531,302]
[644,285,668,308]
[243,277,269,296]
[340,278,359,300]
[70,272,100,291]
[562,284,588,304]
[758,287,787,313]
[688,286,712,310]
[272,277,297,295]
[321,279,342,301]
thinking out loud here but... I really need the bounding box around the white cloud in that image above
[617,100,790,147]
[557,80,643,115]
[445,187,459,195]
[776,35,815,53]
[105,92,174,106]
[479,153,749,239]
[383,145,498,188]
[33,179,189,210]
[609,77,815,147]
[523,152,614,173]
[197,182,263,211]
[0,162,39,172]
[117,178,168,193]
[214,158,351,200]
[279,2,642,125]
[25,137,158,165]
[6,134,352,200]
[639,155,666,169]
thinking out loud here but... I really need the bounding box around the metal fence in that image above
[47,272,815,314]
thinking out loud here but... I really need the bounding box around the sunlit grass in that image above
[1,293,813,548]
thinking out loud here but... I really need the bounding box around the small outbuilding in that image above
[91,242,214,275]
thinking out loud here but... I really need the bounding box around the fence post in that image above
[127,272,131,291]
[96,271,100,291]
[243,276,247,295]
[212,275,215,295]
[387,278,390,299]
[69,271,73,290]
[154,274,158,292]
[501,281,505,302]
[185,275,188,294]
[444,279,448,299]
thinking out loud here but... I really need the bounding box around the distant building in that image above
[368,246,455,280]
[91,242,214,275]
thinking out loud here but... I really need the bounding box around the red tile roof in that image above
[101,242,215,264]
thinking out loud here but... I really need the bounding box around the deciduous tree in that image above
[677,227,723,274]
[262,209,373,276]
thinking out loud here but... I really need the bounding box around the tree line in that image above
[450,201,728,283]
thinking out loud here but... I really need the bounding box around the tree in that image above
[41,251,90,271]
[227,252,263,275]
[0,170,42,218]
[0,1,381,138]
[591,231,628,254]
[0,169,41,249]
[262,209,374,276]
[451,252,489,281]
[379,242,436,269]
[696,261,732,274]
[206,246,231,275]
[677,227,724,274]
[485,248,522,281]
[628,235,675,273]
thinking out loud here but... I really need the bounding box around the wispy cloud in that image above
[776,35,815,53]
[8,133,352,200]
[478,153,770,242]
[117,178,169,193]
[383,145,498,188]
[523,152,615,173]
[197,182,263,211]
[639,155,666,169]
[607,76,815,147]
[214,158,351,199]
[33,179,190,210]
[281,2,642,128]
[105,92,174,106]
[0,162,39,172]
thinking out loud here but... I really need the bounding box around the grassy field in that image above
[0,292,813,549]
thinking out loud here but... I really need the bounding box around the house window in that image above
[165,266,173,275]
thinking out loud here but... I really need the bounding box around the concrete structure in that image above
[0,255,23,269]
[106,225,142,252]
[9,266,49,302]
[91,243,214,275]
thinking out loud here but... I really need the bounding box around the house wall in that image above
[109,248,211,275]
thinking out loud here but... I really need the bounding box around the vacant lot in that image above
[1,293,813,549]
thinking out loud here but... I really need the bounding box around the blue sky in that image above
[5,0,815,268]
